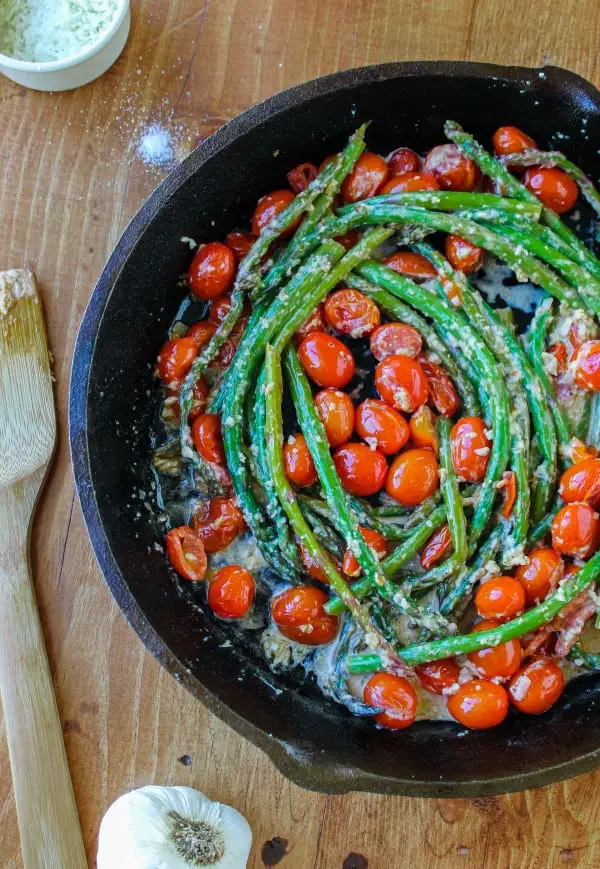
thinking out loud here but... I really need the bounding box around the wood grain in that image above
[2,0,600,866]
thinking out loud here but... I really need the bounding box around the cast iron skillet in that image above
[70,61,600,797]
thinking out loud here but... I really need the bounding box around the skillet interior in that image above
[70,60,600,796]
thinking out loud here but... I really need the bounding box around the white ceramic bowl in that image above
[0,1,130,92]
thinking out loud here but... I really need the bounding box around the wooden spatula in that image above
[0,270,87,868]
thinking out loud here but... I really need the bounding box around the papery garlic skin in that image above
[97,785,252,869]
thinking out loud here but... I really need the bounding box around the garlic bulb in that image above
[97,785,252,868]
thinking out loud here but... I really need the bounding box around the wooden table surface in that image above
[2,1,600,866]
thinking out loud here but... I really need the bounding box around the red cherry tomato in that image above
[192,497,246,553]
[424,144,480,191]
[515,548,564,605]
[342,526,387,577]
[157,337,198,384]
[167,377,209,425]
[370,322,423,361]
[298,542,335,584]
[523,167,578,214]
[508,659,565,714]
[445,235,484,273]
[375,355,429,413]
[297,332,355,388]
[324,288,381,337]
[551,502,600,559]
[287,162,317,193]
[294,303,327,343]
[549,341,568,375]
[208,565,255,619]
[333,443,388,496]
[188,242,236,299]
[380,171,439,194]
[409,405,438,452]
[252,189,300,237]
[492,126,537,156]
[573,340,600,391]
[363,672,418,730]
[334,229,361,251]
[420,523,452,569]
[475,576,526,621]
[225,231,256,261]
[559,458,600,508]
[341,152,389,202]
[383,251,437,280]
[419,358,461,417]
[447,680,509,729]
[187,320,217,349]
[416,658,460,695]
[355,398,410,455]
[314,389,355,447]
[191,413,225,464]
[450,417,491,482]
[283,433,318,488]
[386,448,439,506]
[387,147,421,175]
[468,620,522,680]
[500,470,517,519]
[165,526,207,581]
[271,586,339,645]
[569,438,599,465]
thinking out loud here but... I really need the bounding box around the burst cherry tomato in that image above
[343,526,387,577]
[157,337,198,384]
[324,289,381,337]
[515,548,564,605]
[420,524,452,569]
[386,448,439,506]
[355,398,410,455]
[549,341,568,375]
[500,470,517,519]
[187,320,217,349]
[341,152,389,202]
[225,231,256,261]
[283,433,318,487]
[208,565,255,619]
[551,502,600,559]
[334,229,361,250]
[387,147,421,175]
[297,332,355,388]
[523,167,578,214]
[492,126,537,156]
[383,251,437,280]
[287,161,317,193]
[294,303,327,343]
[298,543,334,584]
[333,443,388,496]
[192,497,246,553]
[420,358,461,417]
[475,576,526,621]
[416,658,460,695]
[447,680,509,729]
[188,242,235,299]
[375,355,429,413]
[508,659,565,714]
[450,417,491,482]
[252,189,299,237]
[166,377,210,425]
[570,438,598,465]
[165,526,207,581]
[573,340,600,391]
[314,389,355,447]
[559,458,600,507]
[468,619,522,680]
[191,413,225,464]
[445,235,484,273]
[424,144,480,191]
[409,405,438,452]
[370,322,423,361]
[363,672,418,730]
[380,171,439,194]
[271,586,339,644]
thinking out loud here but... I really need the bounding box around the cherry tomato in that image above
[225,231,256,261]
[508,659,565,715]
[573,340,600,391]
[341,152,389,202]
[409,405,438,452]
[419,358,461,417]
[314,389,355,447]
[187,320,217,349]
[182,378,210,424]
[252,189,300,237]
[298,332,355,388]
[188,242,235,299]
[294,303,327,343]
[570,438,598,465]
[324,288,381,337]
[445,235,484,273]
[523,167,578,214]
[386,448,439,506]
[355,398,410,455]
[333,443,388,496]
[210,339,236,369]
[165,526,207,581]
[475,576,526,621]
[287,161,317,193]
[380,171,439,194]
[334,229,361,251]
[424,144,480,191]
[375,355,429,413]
[468,619,522,680]
[515,548,564,605]
[298,542,334,584]
[416,658,460,695]
[387,147,421,175]
[271,586,339,645]
[157,337,198,384]
[420,523,452,569]
[551,502,600,559]
[317,154,336,174]
[343,526,387,577]
[363,672,418,730]
[383,251,437,280]
[492,126,537,156]
[500,470,517,519]
[450,417,491,482]
[208,565,255,619]
[283,433,318,487]
[192,497,246,553]
[370,322,423,361]
[208,295,236,325]
[191,413,225,464]
[559,458,600,508]
[447,679,509,729]
[549,341,568,375]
